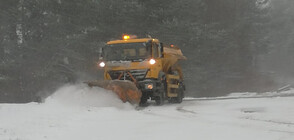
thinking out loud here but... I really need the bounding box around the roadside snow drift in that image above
[0,85,293,140]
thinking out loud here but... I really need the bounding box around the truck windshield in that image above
[103,42,151,61]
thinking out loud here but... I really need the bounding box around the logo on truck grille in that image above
[108,69,149,81]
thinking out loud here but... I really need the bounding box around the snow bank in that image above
[228,88,294,98]
[1,90,294,140]
[45,84,133,109]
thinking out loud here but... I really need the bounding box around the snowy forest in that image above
[0,0,293,102]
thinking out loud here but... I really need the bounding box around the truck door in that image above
[151,42,163,78]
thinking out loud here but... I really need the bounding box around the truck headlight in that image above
[99,62,105,68]
[149,59,156,65]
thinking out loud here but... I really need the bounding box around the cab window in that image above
[123,49,136,56]
[138,48,147,56]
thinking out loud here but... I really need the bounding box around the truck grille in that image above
[108,69,149,81]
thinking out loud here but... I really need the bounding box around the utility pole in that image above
[0,36,4,62]
[16,0,24,48]
[17,0,25,101]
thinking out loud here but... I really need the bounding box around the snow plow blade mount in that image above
[86,80,142,105]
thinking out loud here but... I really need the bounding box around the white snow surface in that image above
[0,84,294,140]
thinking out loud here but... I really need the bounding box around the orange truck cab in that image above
[98,35,186,105]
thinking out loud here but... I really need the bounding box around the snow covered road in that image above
[0,84,294,140]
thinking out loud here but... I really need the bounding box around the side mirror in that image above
[160,42,164,58]
[98,47,103,60]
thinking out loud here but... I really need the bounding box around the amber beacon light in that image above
[123,35,130,40]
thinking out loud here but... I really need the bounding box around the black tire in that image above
[155,93,164,105]
[139,93,148,106]
[175,91,183,103]
[156,74,167,105]
[175,83,184,103]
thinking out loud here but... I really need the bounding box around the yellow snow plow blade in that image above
[86,80,142,105]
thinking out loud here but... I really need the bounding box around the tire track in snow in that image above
[269,129,294,135]
[242,117,294,126]
[173,101,294,135]
[176,106,197,114]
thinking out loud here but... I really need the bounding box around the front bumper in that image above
[138,79,157,92]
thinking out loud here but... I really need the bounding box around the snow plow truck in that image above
[87,35,186,106]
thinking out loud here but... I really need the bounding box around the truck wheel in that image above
[155,75,166,105]
[175,92,183,103]
[155,93,164,105]
[175,84,184,103]
[139,93,148,106]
